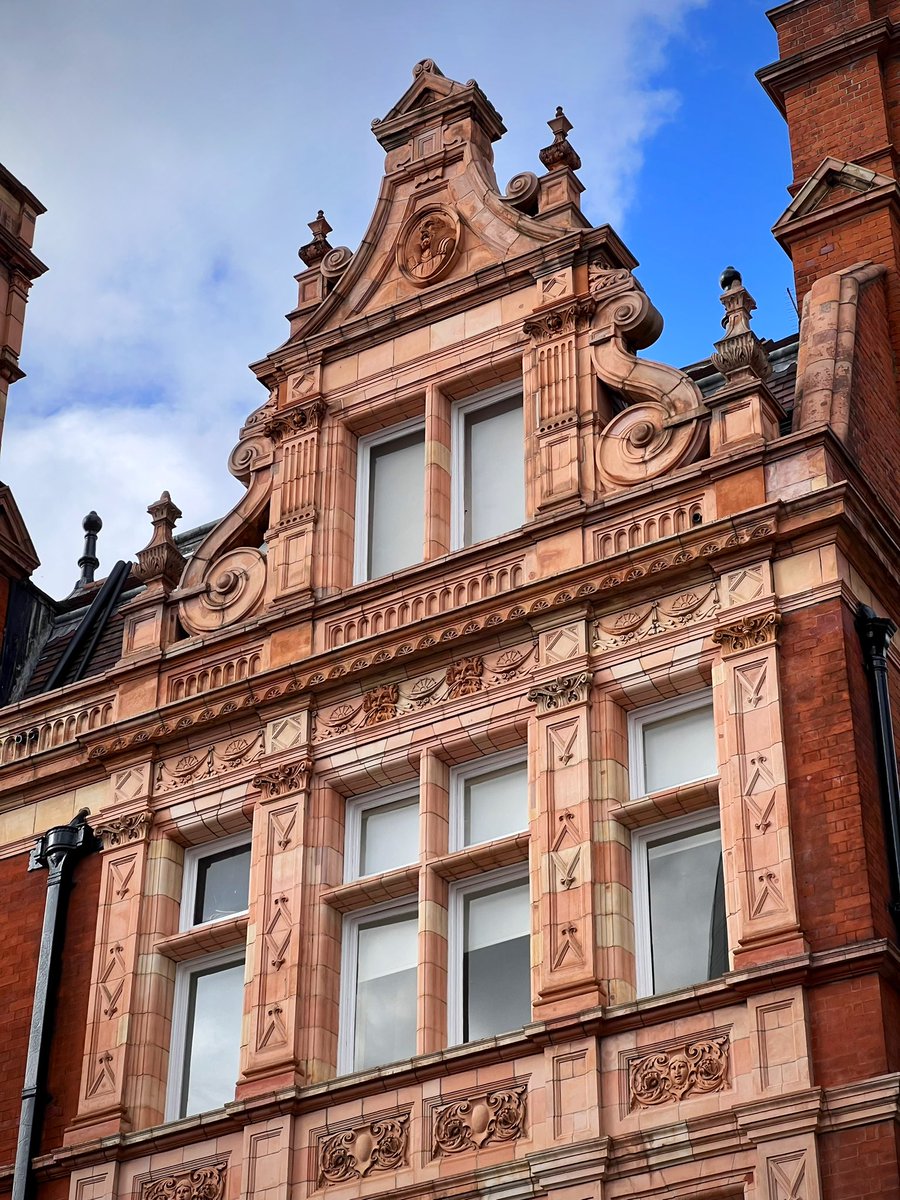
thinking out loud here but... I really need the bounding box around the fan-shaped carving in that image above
[590,269,707,490]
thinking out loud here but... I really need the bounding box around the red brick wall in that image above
[0,844,100,1170]
[818,1122,900,1200]
[808,974,888,1086]
[782,602,878,947]
[771,1,882,59]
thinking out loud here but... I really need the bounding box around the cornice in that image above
[0,221,48,280]
[757,18,896,115]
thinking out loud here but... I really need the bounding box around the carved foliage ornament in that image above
[712,612,781,655]
[527,672,591,713]
[433,1085,527,1156]
[155,730,264,792]
[143,1164,225,1200]
[629,1035,729,1109]
[252,759,312,798]
[318,1113,409,1186]
[397,205,460,287]
[523,298,595,342]
[592,584,720,651]
[94,810,153,849]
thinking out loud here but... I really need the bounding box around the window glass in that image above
[647,824,727,994]
[359,798,419,877]
[180,958,244,1116]
[642,702,716,793]
[463,394,524,546]
[463,761,527,847]
[367,429,425,578]
[193,844,251,925]
[463,880,530,1041]
[354,913,418,1071]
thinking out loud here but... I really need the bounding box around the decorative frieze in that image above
[592,584,720,651]
[318,1112,410,1185]
[431,1084,527,1156]
[93,810,153,849]
[143,1163,226,1200]
[713,611,781,654]
[166,647,265,703]
[527,671,591,713]
[155,730,264,792]
[629,1035,730,1109]
[314,643,537,740]
[252,760,311,798]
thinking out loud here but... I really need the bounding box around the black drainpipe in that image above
[11,809,97,1200]
[856,603,900,935]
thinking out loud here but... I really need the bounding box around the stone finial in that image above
[298,210,334,267]
[539,106,581,172]
[134,490,186,590]
[76,511,102,589]
[710,266,771,382]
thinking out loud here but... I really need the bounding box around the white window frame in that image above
[353,415,426,584]
[165,945,246,1121]
[626,689,716,800]
[337,897,418,1075]
[631,809,723,997]
[343,782,420,882]
[450,380,525,551]
[179,831,252,932]
[449,748,528,852]
[447,864,531,1046]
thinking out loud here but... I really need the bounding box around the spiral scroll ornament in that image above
[320,246,353,280]
[596,401,704,489]
[504,172,539,210]
[179,547,266,635]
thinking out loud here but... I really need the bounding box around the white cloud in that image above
[1,0,707,596]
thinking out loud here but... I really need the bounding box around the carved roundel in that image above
[179,547,266,634]
[596,401,705,490]
[397,205,461,288]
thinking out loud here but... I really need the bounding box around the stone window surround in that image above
[325,741,532,1076]
[334,354,524,591]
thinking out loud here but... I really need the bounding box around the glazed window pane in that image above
[463,395,524,545]
[180,959,244,1116]
[642,703,717,793]
[463,880,530,1041]
[359,798,419,877]
[354,913,418,1071]
[193,844,251,925]
[463,761,528,846]
[367,430,425,578]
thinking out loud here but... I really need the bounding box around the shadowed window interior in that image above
[180,957,245,1117]
[461,391,525,547]
[193,843,251,925]
[352,911,418,1072]
[461,877,530,1042]
[366,427,425,579]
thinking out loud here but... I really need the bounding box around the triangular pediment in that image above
[380,60,463,123]
[0,482,39,577]
[774,156,898,232]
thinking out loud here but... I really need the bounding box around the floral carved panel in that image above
[317,1111,410,1186]
[626,1033,730,1111]
[314,643,537,741]
[142,1162,226,1200]
[155,729,264,792]
[592,584,719,651]
[430,1083,527,1157]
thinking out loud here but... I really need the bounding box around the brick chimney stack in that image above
[759,2,900,330]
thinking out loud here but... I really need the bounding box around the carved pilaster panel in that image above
[532,686,602,1009]
[71,834,151,1136]
[526,324,584,511]
[713,611,804,964]
[245,763,309,1078]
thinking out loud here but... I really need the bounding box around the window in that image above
[628,691,717,798]
[450,750,528,850]
[344,784,419,880]
[628,695,727,996]
[448,868,531,1044]
[451,384,525,549]
[166,833,251,1120]
[354,418,426,583]
[339,903,418,1073]
[632,813,727,996]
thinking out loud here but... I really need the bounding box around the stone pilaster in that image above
[65,794,154,1143]
[265,389,324,603]
[239,707,312,1093]
[528,616,604,1015]
[712,608,806,968]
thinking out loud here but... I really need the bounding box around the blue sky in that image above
[1,0,793,598]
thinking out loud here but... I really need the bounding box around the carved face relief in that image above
[398,207,460,287]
